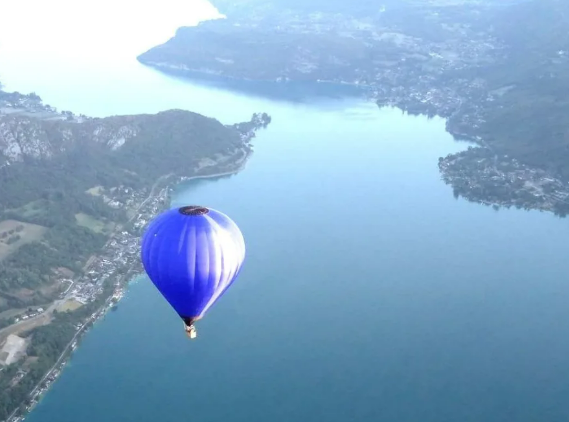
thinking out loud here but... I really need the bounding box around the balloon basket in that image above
[185,324,197,339]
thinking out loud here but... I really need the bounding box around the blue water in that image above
[2,3,569,422]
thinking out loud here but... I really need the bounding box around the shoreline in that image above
[139,61,373,87]
[139,62,368,99]
[6,145,256,422]
[175,147,251,186]
[144,64,569,216]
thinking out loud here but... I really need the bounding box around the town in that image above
[438,146,569,216]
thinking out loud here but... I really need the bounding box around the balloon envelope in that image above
[140,205,246,322]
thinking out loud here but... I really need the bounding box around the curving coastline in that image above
[0,101,270,422]
[6,144,260,422]
[135,0,569,216]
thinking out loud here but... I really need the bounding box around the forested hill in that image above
[456,0,569,176]
[0,91,269,310]
[0,109,269,211]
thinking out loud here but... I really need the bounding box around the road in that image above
[126,173,172,224]
[0,299,65,343]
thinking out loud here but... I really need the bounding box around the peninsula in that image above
[137,0,569,214]
[0,86,270,422]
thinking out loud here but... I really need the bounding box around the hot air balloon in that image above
[140,205,246,339]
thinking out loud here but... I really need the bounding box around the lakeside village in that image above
[438,147,569,216]
[3,181,174,422]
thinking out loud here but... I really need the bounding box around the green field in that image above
[14,200,44,218]
[85,186,104,196]
[0,220,48,261]
[75,213,114,234]
[0,308,26,320]
[57,299,83,312]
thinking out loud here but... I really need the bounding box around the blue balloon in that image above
[140,205,246,337]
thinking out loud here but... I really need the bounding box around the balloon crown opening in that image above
[178,205,210,216]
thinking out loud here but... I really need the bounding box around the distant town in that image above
[438,147,569,216]
[138,0,569,214]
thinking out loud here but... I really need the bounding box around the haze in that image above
[0,0,222,59]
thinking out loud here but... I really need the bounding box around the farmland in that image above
[75,213,115,234]
[85,186,104,196]
[56,299,83,313]
[0,220,47,261]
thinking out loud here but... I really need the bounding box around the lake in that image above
[2,2,569,421]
